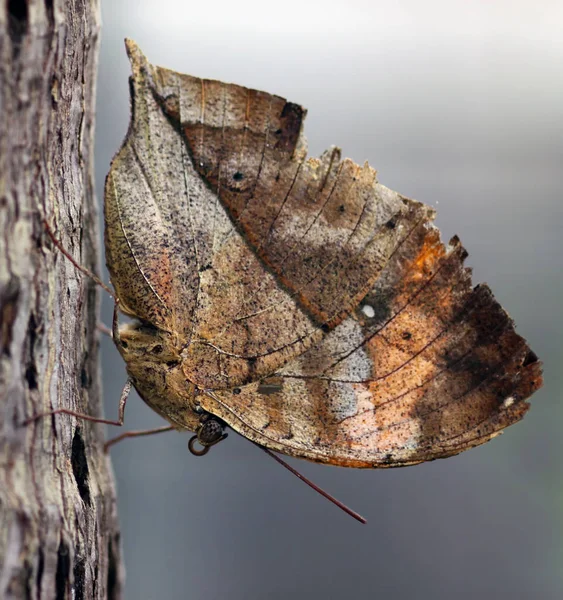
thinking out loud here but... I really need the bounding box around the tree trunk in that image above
[0,1,123,598]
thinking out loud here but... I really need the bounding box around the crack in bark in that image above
[71,428,91,506]
[55,539,70,600]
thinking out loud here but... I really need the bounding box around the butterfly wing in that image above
[108,41,435,388]
[104,51,201,337]
[111,41,542,464]
[201,221,542,466]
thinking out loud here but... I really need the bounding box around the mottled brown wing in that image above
[111,41,541,466]
[104,50,201,337]
[202,220,542,466]
[106,41,436,389]
[151,61,410,332]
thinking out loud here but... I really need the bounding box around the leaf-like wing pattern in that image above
[202,222,542,465]
[107,40,542,466]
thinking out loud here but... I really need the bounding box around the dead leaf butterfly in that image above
[37,39,543,524]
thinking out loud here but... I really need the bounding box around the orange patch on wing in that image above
[411,231,446,276]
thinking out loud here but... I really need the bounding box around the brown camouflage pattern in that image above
[104,40,542,467]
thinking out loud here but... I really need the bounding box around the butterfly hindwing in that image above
[201,219,541,466]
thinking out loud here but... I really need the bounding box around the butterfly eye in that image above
[188,417,228,457]
[198,418,226,446]
[151,344,163,354]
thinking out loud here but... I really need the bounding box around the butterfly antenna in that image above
[255,443,367,524]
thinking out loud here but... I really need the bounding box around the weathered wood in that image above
[0,1,123,598]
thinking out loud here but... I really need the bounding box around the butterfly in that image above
[73,39,541,521]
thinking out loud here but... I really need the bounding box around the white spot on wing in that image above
[502,396,515,409]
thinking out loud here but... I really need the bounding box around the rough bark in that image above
[0,1,123,598]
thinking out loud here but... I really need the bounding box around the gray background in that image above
[95,1,562,598]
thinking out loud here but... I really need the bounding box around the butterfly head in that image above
[188,411,229,456]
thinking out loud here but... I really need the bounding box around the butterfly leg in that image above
[43,217,116,300]
[111,299,122,346]
[43,217,124,345]
[104,425,174,453]
[23,379,132,427]
[97,322,113,338]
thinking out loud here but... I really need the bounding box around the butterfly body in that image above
[104,40,542,467]
[115,322,200,432]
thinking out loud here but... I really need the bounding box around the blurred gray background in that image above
[95,1,563,598]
